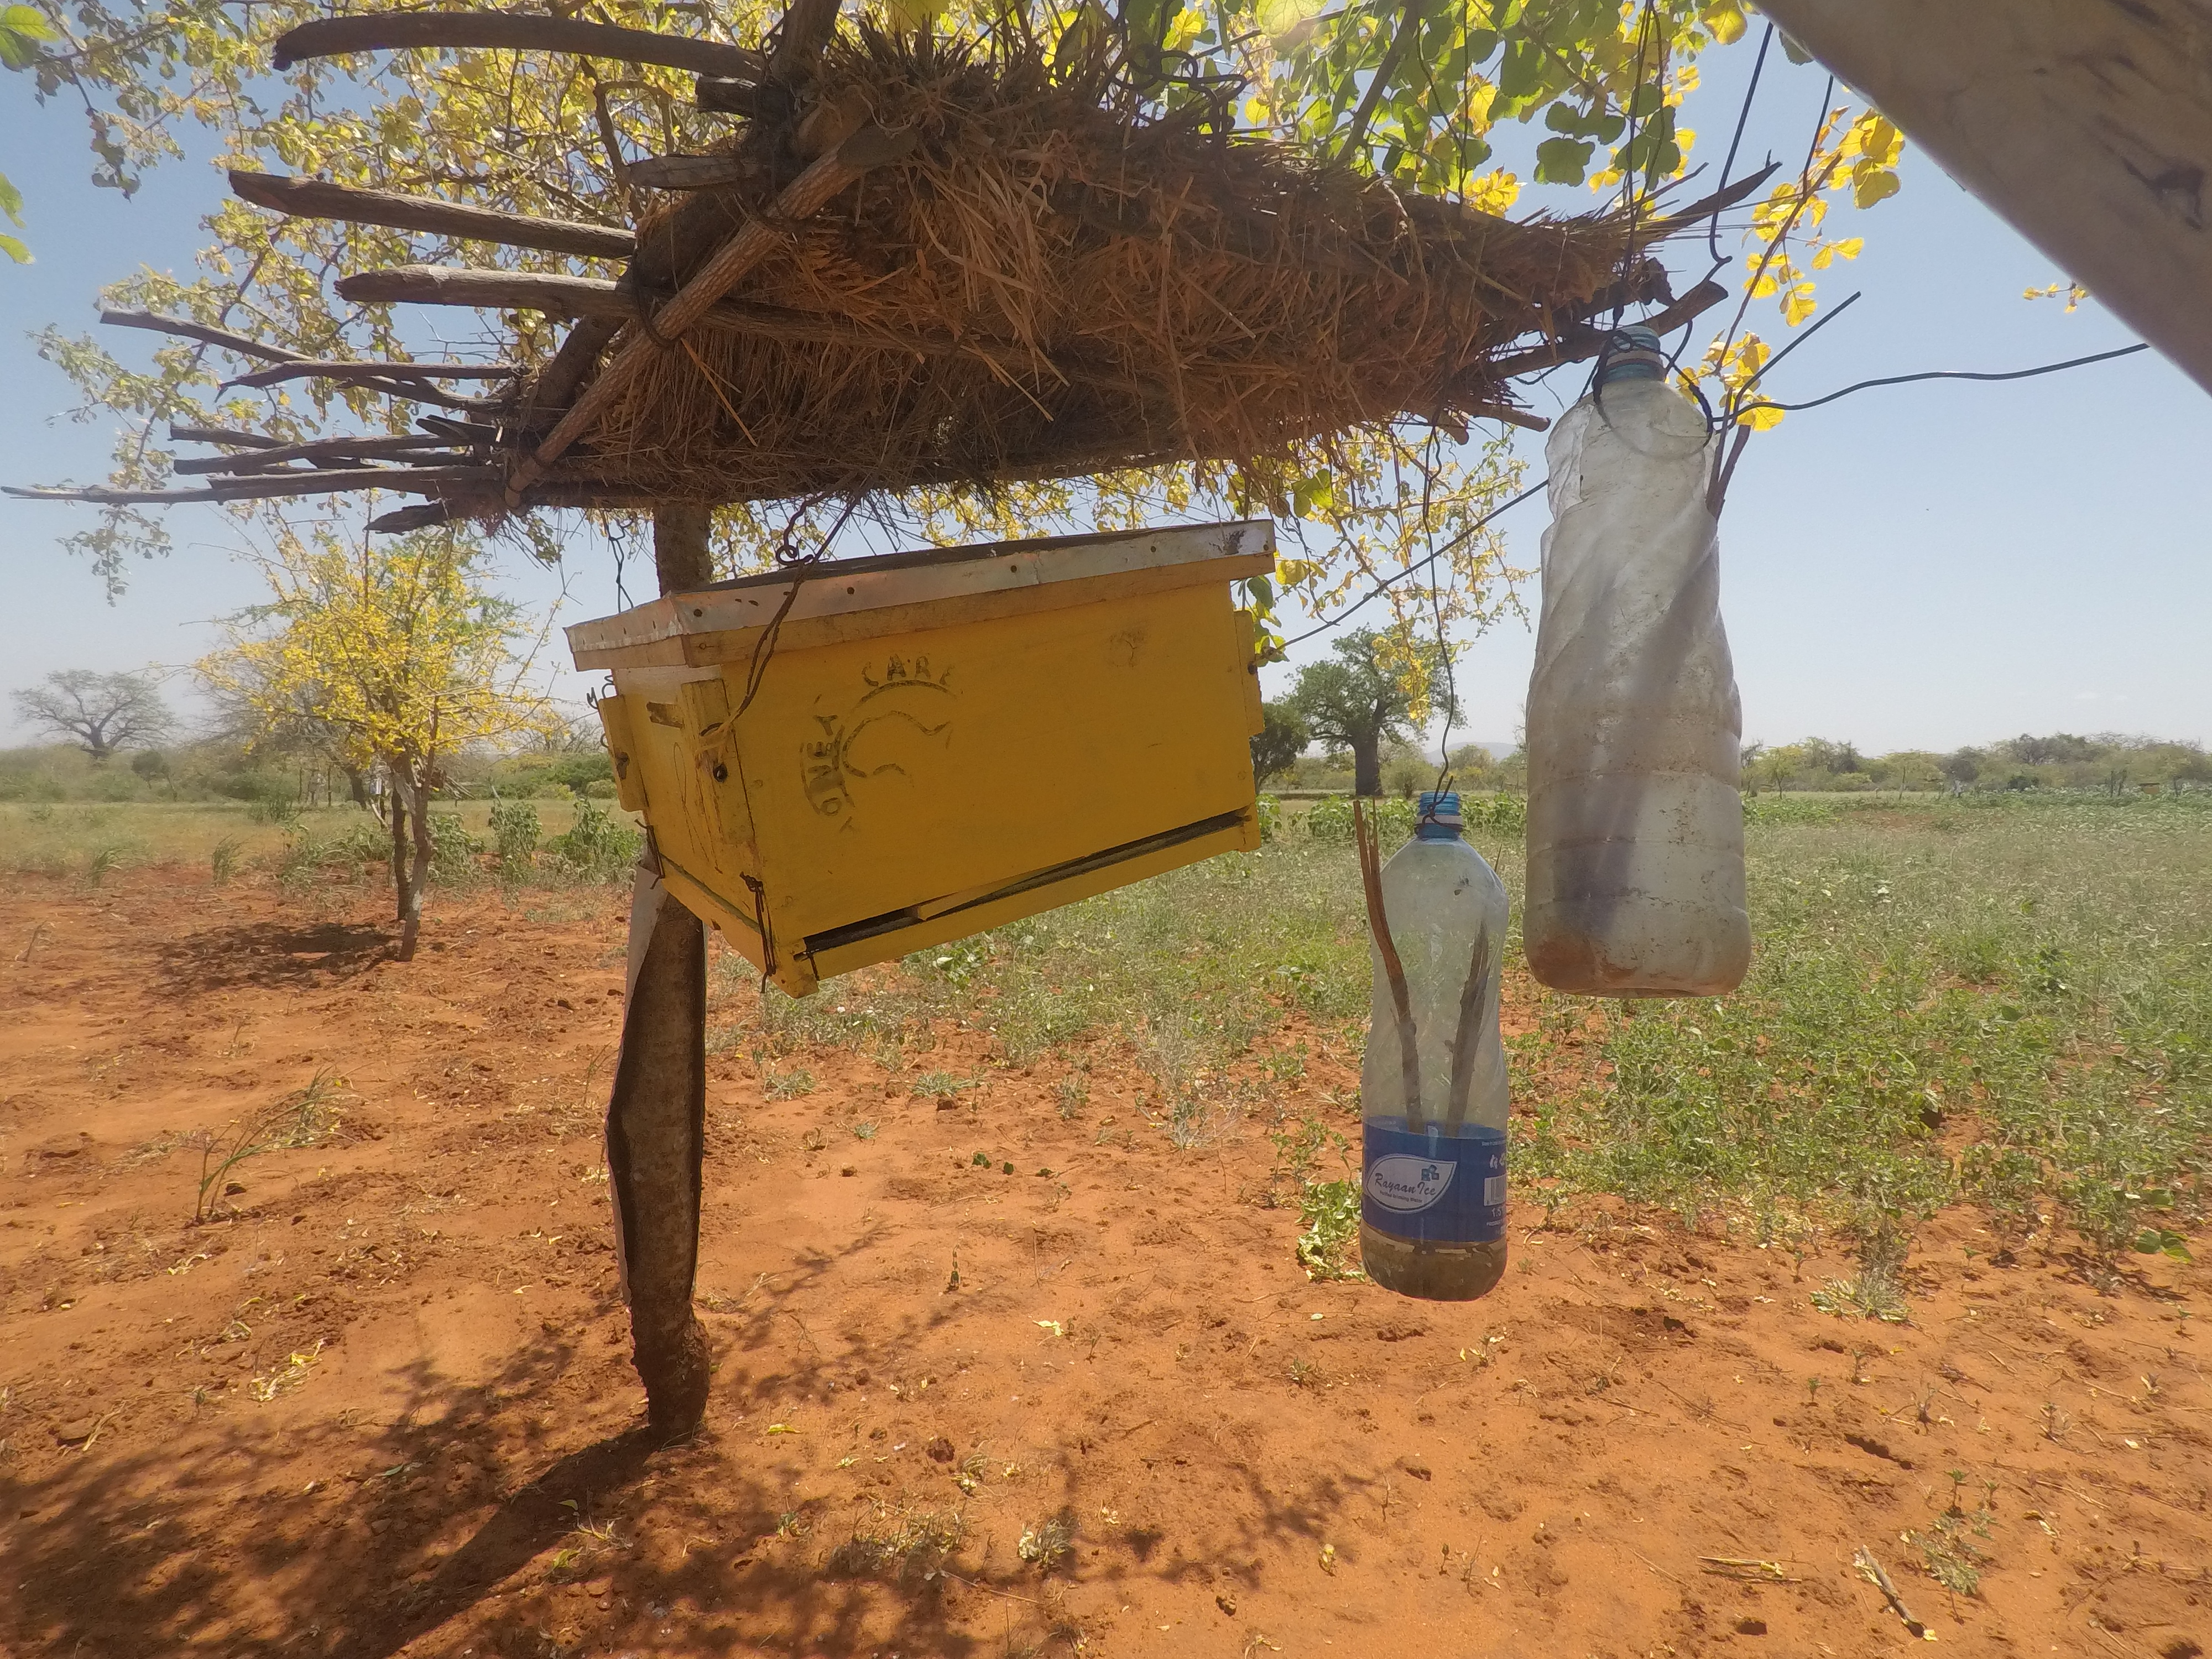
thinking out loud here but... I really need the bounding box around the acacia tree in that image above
[200,528,554,959]
[11,667,172,758]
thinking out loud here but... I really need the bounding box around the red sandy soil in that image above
[1,870,2207,1659]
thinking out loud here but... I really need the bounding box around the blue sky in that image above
[2,40,2206,754]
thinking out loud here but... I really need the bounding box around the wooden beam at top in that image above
[1756,0,2209,395]
[225,360,518,391]
[6,463,504,507]
[271,13,765,82]
[229,170,634,260]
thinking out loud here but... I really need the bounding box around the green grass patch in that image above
[731,796,2208,1272]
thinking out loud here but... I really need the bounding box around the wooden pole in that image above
[1754,0,2212,397]
[604,502,716,1435]
[271,12,765,81]
[229,169,636,260]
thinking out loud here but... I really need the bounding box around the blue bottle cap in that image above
[1595,324,1666,386]
[1416,790,1463,839]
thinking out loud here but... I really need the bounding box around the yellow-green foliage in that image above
[200,528,556,784]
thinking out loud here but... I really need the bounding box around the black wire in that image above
[1734,342,2150,418]
[1710,72,1835,419]
[1707,22,1774,266]
[1275,478,1548,651]
[1730,289,1861,401]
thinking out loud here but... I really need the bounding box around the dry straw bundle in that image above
[18,14,1740,524]
[554,27,1680,505]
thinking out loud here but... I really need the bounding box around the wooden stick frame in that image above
[20,7,1745,515]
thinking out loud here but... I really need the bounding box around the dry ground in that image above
[1,870,2206,1658]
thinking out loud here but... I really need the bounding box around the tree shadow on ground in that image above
[3,1229,1173,1657]
[154,919,395,992]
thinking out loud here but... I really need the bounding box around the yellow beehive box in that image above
[566,520,1275,996]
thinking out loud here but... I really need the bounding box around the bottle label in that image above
[1360,1120,1506,1244]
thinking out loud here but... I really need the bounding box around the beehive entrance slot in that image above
[801,807,1251,957]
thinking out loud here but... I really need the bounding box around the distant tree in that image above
[1739,740,1767,794]
[1940,749,1983,788]
[1446,743,1500,788]
[2168,743,2212,784]
[1250,701,1309,786]
[1285,628,1442,798]
[2007,732,2098,765]
[1379,742,1433,799]
[1750,742,1808,794]
[1801,737,1864,776]
[11,669,173,759]
[201,528,555,960]
[1875,751,1945,791]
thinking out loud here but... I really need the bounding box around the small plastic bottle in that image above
[1524,325,1751,998]
[1359,791,1511,1301]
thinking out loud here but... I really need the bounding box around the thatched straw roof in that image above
[551,32,1658,504]
[12,12,1746,527]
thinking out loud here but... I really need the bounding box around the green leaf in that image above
[0,168,21,226]
[1496,39,1545,101]
[2134,1227,2192,1262]
[1778,28,1815,65]
[0,229,27,264]
[1258,0,1329,38]
[1533,136,1594,186]
[0,3,54,69]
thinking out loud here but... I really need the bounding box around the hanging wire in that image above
[1280,322,2147,652]
[1275,477,1548,651]
[1734,341,2151,419]
[1729,288,1862,403]
[608,515,634,611]
[1705,72,1837,415]
[1707,23,1775,266]
[734,494,862,720]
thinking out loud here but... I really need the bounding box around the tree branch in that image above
[271,13,765,81]
[7,465,504,506]
[509,122,918,496]
[222,361,518,390]
[229,169,636,260]
[101,310,304,364]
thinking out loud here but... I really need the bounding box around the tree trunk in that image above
[653,500,715,593]
[1352,737,1383,799]
[389,778,416,956]
[392,765,433,961]
[607,860,711,1434]
[345,766,372,809]
[604,500,717,1436]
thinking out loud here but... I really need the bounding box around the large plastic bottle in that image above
[1359,792,1512,1302]
[1524,325,1751,998]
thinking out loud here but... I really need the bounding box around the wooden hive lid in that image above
[567,518,1274,670]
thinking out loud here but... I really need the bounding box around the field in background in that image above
[1,797,609,885]
[2,794,2205,1657]
[6,790,2206,1282]
[745,792,2211,1282]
